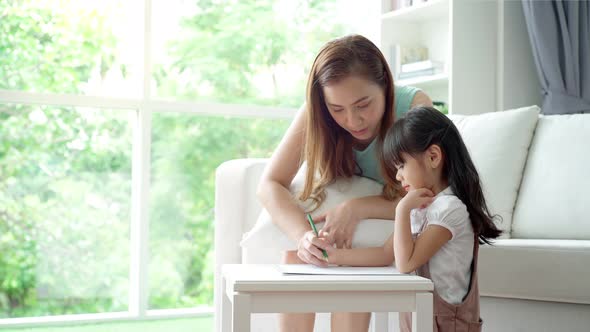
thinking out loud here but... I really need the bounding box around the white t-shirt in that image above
[410,187,474,304]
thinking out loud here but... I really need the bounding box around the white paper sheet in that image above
[277,264,401,275]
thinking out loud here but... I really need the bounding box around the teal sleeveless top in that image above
[353,85,421,184]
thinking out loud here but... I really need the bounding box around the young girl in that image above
[322,106,502,331]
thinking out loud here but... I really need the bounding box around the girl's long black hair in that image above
[380,106,502,244]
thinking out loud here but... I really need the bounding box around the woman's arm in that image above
[411,90,433,108]
[315,194,399,249]
[257,105,310,242]
[326,234,394,267]
[257,104,332,267]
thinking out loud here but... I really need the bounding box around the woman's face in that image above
[322,75,386,145]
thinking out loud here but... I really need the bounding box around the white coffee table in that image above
[221,264,433,332]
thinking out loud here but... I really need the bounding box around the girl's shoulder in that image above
[426,193,469,228]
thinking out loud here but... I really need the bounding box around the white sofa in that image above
[214,106,590,332]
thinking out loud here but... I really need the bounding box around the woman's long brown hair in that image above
[300,35,401,207]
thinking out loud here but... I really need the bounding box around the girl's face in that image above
[394,152,437,192]
[322,76,386,145]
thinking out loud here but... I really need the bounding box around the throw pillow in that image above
[240,166,394,251]
[448,105,540,237]
[511,113,590,239]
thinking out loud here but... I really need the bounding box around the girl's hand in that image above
[398,188,435,213]
[314,201,359,249]
[296,229,333,267]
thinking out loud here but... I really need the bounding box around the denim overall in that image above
[400,235,483,332]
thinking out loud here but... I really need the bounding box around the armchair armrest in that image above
[214,158,268,331]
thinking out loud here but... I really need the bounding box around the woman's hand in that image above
[315,200,360,249]
[397,188,434,213]
[296,229,333,267]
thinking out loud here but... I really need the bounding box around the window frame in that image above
[0,0,295,327]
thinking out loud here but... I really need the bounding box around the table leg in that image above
[372,312,389,332]
[413,292,433,332]
[232,293,251,332]
[221,277,231,332]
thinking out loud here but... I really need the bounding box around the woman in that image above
[257,34,433,332]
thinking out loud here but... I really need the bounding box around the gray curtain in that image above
[522,0,590,114]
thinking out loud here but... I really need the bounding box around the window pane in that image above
[0,0,143,97]
[149,112,289,309]
[0,103,133,318]
[152,0,379,107]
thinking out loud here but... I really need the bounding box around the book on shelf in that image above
[400,60,443,73]
[391,0,428,10]
[389,44,430,79]
[398,68,438,79]
[391,0,409,10]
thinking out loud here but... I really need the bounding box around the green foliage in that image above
[433,101,449,115]
[0,104,132,318]
[0,0,117,93]
[0,0,127,317]
[142,0,345,310]
[0,0,345,318]
[155,0,344,107]
[148,115,289,308]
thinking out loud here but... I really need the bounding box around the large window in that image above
[148,114,290,310]
[0,104,133,318]
[0,0,378,326]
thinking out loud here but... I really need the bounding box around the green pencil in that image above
[306,213,329,260]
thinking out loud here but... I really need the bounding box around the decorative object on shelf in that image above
[389,44,430,79]
[392,0,413,11]
[393,0,429,10]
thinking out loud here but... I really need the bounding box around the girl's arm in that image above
[393,203,452,273]
[326,234,394,267]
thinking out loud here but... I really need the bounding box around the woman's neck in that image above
[353,139,371,150]
[352,134,377,150]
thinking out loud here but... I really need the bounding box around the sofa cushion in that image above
[240,166,394,251]
[448,106,540,238]
[479,239,590,304]
[511,113,590,239]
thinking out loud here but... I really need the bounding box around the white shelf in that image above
[396,73,448,88]
[381,0,449,23]
[381,0,497,114]
[382,0,540,115]
[381,0,451,105]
